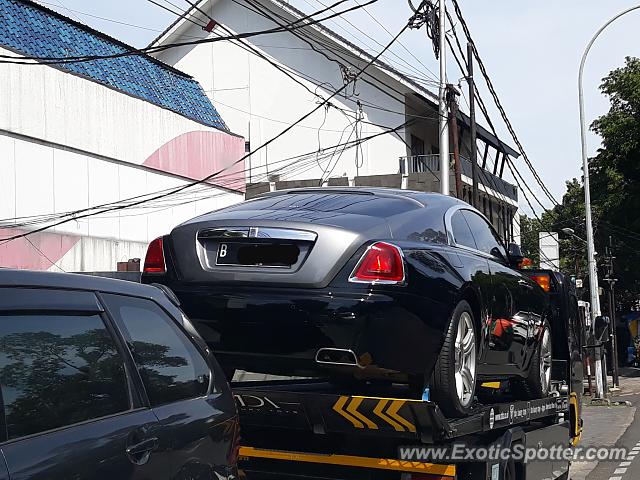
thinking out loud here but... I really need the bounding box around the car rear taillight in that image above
[350,242,405,284]
[143,237,166,273]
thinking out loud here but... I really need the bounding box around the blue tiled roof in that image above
[0,0,227,131]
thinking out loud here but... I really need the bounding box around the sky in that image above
[34,0,640,214]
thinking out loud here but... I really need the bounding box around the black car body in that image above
[143,188,551,415]
[0,269,239,480]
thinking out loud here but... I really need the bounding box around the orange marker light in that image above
[529,273,551,292]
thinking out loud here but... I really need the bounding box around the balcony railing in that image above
[398,154,518,202]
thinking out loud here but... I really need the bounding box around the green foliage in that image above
[520,57,640,310]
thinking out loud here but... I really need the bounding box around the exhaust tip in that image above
[315,348,359,366]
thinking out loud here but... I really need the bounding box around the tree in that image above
[590,57,640,310]
[519,57,640,310]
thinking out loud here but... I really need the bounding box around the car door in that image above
[460,211,532,372]
[447,209,493,364]
[102,293,238,480]
[0,288,167,480]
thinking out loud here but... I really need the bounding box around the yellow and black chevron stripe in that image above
[332,396,417,432]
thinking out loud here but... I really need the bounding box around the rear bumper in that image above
[170,285,451,378]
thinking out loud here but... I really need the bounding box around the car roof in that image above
[257,187,462,208]
[0,268,161,299]
[251,188,467,218]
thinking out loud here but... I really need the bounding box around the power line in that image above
[353,0,439,81]
[0,110,415,243]
[146,0,207,29]
[0,121,402,229]
[302,0,438,83]
[450,0,559,208]
[24,236,67,272]
[1,1,420,239]
[233,0,447,134]
[0,0,371,65]
[441,16,559,265]
[35,1,197,35]
[445,17,547,217]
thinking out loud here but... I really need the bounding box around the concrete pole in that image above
[438,0,449,195]
[578,4,640,398]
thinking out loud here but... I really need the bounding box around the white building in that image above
[150,0,520,241]
[0,0,245,271]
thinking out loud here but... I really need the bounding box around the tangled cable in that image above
[408,0,440,58]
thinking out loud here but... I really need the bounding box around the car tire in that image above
[512,320,552,399]
[430,300,478,418]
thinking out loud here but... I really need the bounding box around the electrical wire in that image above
[442,16,559,264]
[25,236,67,272]
[0,111,415,242]
[233,0,444,125]
[0,0,372,65]
[301,0,439,83]
[450,0,559,208]
[353,0,439,81]
[35,0,197,35]
[146,0,207,28]
[445,18,548,217]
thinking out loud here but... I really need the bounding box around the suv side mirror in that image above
[507,243,524,267]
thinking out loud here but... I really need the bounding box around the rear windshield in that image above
[227,193,420,218]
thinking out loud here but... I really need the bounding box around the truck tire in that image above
[513,320,552,399]
[431,301,478,417]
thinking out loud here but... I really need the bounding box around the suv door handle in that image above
[518,279,533,289]
[126,437,158,465]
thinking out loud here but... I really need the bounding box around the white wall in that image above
[0,46,226,168]
[154,0,409,182]
[0,45,244,271]
[0,132,241,244]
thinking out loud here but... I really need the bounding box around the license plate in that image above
[215,242,299,267]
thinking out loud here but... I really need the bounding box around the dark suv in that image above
[0,269,239,480]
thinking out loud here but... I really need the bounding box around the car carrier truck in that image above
[232,269,584,480]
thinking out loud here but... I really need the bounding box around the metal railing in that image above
[399,154,441,176]
[398,154,518,202]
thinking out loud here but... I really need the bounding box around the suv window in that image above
[462,210,506,258]
[451,211,476,249]
[0,313,129,441]
[103,295,210,407]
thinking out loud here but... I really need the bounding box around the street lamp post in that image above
[578,4,640,398]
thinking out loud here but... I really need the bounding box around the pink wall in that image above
[0,228,78,271]
[143,130,246,192]
[1,129,245,271]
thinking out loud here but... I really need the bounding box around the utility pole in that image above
[578,4,640,399]
[605,236,620,388]
[438,0,450,195]
[467,42,479,208]
[447,86,463,198]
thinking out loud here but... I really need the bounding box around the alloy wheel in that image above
[540,326,553,394]
[454,312,476,407]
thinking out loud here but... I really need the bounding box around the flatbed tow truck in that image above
[231,270,585,480]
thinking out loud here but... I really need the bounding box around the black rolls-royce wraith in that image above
[142,188,552,417]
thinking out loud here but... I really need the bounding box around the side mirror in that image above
[507,243,524,267]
